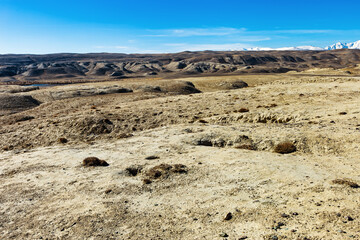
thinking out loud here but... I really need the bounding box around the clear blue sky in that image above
[1,0,360,54]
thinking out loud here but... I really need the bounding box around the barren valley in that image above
[0,51,360,239]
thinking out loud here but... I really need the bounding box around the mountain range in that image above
[1,49,360,84]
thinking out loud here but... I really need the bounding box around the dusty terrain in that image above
[0,72,360,239]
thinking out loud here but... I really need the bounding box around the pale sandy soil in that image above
[0,74,359,239]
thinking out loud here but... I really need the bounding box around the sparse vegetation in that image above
[125,165,143,176]
[332,179,359,188]
[274,142,296,154]
[146,163,188,180]
[82,157,109,167]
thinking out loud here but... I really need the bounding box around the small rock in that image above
[238,108,249,113]
[58,137,68,143]
[239,236,248,240]
[104,189,112,194]
[143,179,152,184]
[219,233,229,238]
[274,222,285,230]
[198,119,208,123]
[270,235,278,240]
[347,216,354,221]
[281,213,290,218]
[224,212,232,221]
[145,155,159,160]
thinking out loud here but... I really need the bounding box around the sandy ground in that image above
[0,74,360,239]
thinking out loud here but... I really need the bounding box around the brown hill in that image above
[1,49,360,84]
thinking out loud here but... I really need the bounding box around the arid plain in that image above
[1,56,360,239]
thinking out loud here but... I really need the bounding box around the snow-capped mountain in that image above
[242,40,360,51]
[276,46,324,51]
[325,40,360,50]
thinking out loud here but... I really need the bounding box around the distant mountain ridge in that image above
[1,49,360,83]
[243,40,360,51]
[324,40,360,50]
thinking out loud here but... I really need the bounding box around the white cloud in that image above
[164,43,253,52]
[94,45,130,49]
[145,27,246,37]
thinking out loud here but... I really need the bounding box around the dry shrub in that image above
[146,163,188,179]
[125,165,143,176]
[332,179,359,188]
[274,142,296,154]
[58,137,68,143]
[172,164,188,173]
[83,157,109,167]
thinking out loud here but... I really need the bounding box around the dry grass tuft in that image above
[125,165,143,176]
[274,142,296,154]
[82,157,109,167]
[172,164,188,173]
[146,163,188,179]
[332,179,359,188]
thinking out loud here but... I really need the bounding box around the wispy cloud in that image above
[164,43,253,52]
[273,29,333,34]
[144,28,342,38]
[145,27,246,37]
[94,45,130,50]
[91,28,360,54]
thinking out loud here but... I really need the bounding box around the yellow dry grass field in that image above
[0,73,359,239]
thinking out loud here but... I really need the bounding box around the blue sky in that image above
[1,0,360,54]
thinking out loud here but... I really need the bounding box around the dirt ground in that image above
[0,73,359,239]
